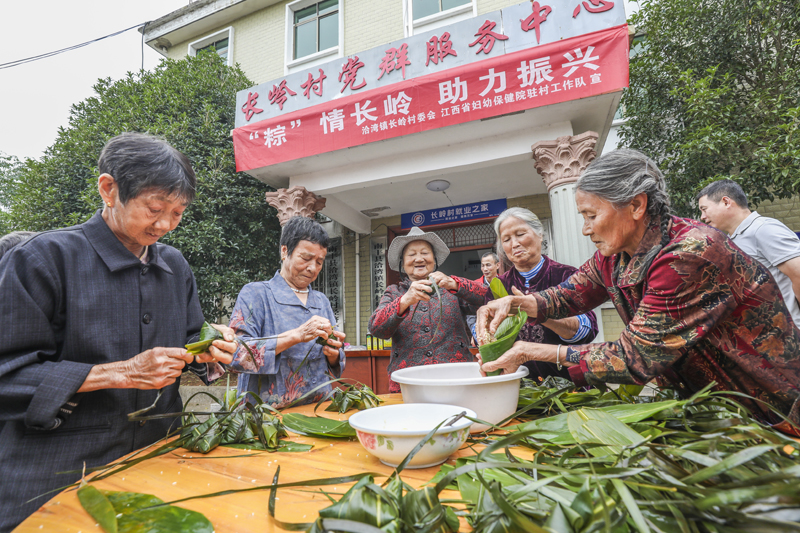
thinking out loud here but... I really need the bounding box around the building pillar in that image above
[532,131,609,341]
[264,185,327,226]
[532,131,599,269]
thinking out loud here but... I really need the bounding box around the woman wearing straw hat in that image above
[369,226,488,392]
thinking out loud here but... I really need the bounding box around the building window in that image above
[413,0,470,20]
[404,0,475,36]
[188,27,234,66]
[293,0,339,60]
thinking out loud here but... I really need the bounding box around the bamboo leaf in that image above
[567,408,646,457]
[79,487,213,533]
[282,413,356,438]
[680,445,776,484]
[77,485,117,533]
[478,311,528,376]
[489,277,509,299]
[185,322,224,355]
[611,478,650,533]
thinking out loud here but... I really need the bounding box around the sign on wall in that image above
[370,236,387,312]
[314,237,344,328]
[401,198,507,229]
[235,0,626,127]
[232,0,629,172]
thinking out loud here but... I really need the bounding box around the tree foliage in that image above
[0,53,281,320]
[620,0,800,216]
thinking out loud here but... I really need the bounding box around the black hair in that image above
[280,216,330,256]
[696,179,748,208]
[98,132,196,204]
[0,231,37,259]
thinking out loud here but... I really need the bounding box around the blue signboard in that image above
[401,198,507,229]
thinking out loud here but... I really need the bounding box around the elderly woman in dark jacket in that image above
[0,133,237,531]
[369,227,487,392]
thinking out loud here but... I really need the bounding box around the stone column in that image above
[264,185,327,226]
[532,131,599,269]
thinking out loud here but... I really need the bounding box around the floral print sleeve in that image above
[227,285,279,374]
[531,217,800,425]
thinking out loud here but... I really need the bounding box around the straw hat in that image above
[387,226,450,272]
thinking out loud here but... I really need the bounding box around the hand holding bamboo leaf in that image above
[185,322,237,365]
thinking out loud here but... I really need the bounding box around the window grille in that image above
[429,223,495,248]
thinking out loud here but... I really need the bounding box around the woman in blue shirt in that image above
[227,216,346,407]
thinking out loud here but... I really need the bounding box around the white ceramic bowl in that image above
[391,362,529,432]
[348,403,475,469]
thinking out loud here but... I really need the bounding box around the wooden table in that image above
[15,395,497,532]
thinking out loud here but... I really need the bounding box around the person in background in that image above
[466,252,502,344]
[0,231,38,259]
[477,149,800,435]
[478,251,501,285]
[369,226,487,392]
[482,207,598,381]
[697,179,800,326]
[226,216,345,408]
[0,133,237,531]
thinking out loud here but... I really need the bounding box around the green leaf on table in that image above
[185,322,224,355]
[77,485,117,533]
[282,413,356,438]
[223,440,313,452]
[567,408,646,457]
[78,487,213,533]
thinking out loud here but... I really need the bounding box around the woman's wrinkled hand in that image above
[400,278,434,309]
[194,324,237,365]
[476,296,516,341]
[428,271,457,291]
[478,341,533,376]
[322,330,346,361]
[294,315,334,344]
[125,347,195,389]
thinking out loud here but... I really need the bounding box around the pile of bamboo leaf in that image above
[268,382,800,532]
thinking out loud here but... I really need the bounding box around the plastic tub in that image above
[391,362,528,432]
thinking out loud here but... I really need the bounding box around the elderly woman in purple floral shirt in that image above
[369,226,487,392]
[478,149,800,434]
[226,216,346,408]
[485,207,598,382]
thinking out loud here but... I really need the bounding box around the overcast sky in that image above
[0,0,188,161]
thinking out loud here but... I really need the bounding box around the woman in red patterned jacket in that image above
[369,226,487,392]
[477,149,800,433]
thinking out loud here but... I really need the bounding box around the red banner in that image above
[233,24,629,172]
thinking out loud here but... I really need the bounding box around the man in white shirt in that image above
[697,179,800,326]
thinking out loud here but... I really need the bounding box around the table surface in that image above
[15,394,506,532]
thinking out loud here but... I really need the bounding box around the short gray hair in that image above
[0,231,37,259]
[576,148,672,246]
[481,251,499,263]
[493,207,544,263]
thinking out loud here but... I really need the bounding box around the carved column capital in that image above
[532,131,599,191]
[264,185,327,226]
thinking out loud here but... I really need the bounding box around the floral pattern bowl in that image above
[348,403,475,469]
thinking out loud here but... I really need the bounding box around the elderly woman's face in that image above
[576,190,646,257]
[282,240,327,289]
[402,240,435,281]
[499,217,542,271]
[108,187,187,254]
